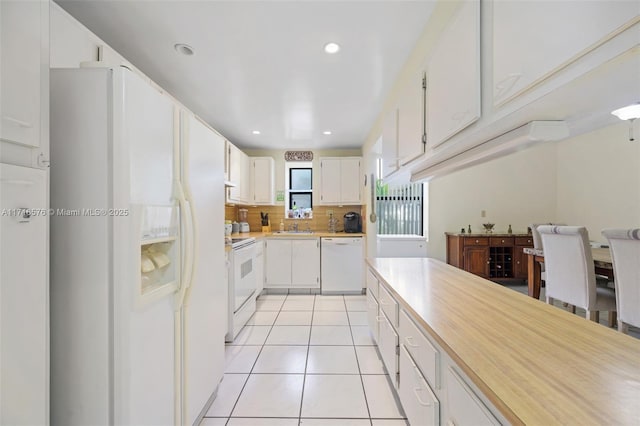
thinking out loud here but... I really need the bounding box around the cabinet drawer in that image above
[515,236,533,246]
[446,366,499,426]
[366,268,379,299]
[366,292,379,344]
[399,346,439,426]
[400,310,439,389]
[378,285,399,329]
[379,311,399,388]
[489,237,514,246]
[463,237,489,246]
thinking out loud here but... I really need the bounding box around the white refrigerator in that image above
[50,66,225,425]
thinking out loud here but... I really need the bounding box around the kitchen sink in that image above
[272,231,314,234]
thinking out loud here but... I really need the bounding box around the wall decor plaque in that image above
[285,151,313,161]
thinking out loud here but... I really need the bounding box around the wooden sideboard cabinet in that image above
[446,232,533,282]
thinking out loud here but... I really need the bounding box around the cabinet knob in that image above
[501,239,505,243]
[475,239,479,244]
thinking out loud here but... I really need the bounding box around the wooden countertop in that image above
[367,257,640,425]
[231,231,365,239]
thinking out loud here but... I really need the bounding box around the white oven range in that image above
[225,237,257,342]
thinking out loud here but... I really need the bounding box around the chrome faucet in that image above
[290,222,298,232]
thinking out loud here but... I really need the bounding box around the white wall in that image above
[556,121,640,243]
[427,141,557,261]
[426,122,640,261]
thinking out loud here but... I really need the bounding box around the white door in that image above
[319,158,341,204]
[252,157,274,204]
[292,239,320,287]
[0,163,48,426]
[340,158,362,204]
[266,239,292,287]
[181,112,225,425]
[115,68,176,425]
[0,0,46,148]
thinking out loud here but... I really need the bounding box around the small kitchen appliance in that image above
[238,208,250,233]
[344,211,361,233]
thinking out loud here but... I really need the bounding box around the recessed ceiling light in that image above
[323,130,332,135]
[324,42,340,54]
[174,43,194,56]
[252,130,261,135]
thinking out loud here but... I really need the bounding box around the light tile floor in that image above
[203,294,408,426]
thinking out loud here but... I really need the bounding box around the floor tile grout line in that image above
[345,295,374,423]
[297,293,316,421]
[226,294,282,420]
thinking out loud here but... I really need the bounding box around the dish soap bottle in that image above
[279,218,285,232]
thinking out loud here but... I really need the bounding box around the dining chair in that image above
[529,223,547,281]
[601,228,640,334]
[538,225,616,324]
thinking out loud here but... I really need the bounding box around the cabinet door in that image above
[399,346,439,426]
[291,239,319,288]
[493,1,638,106]
[366,292,379,344]
[255,241,265,295]
[227,143,243,203]
[427,0,480,148]
[241,153,251,204]
[381,109,399,178]
[378,312,399,388]
[1,0,46,148]
[319,158,341,205]
[340,158,361,204]
[446,366,499,426]
[463,246,489,278]
[397,69,426,165]
[251,157,274,205]
[513,246,530,280]
[265,240,292,287]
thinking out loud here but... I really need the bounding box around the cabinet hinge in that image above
[395,345,400,355]
[422,75,426,90]
[317,277,319,283]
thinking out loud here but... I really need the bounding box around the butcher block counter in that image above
[366,257,640,425]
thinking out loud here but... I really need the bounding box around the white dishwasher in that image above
[321,237,363,294]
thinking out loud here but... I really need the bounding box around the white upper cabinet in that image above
[319,157,362,205]
[492,1,639,106]
[319,158,341,204]
[397,69,426,166]
[250,157,275,205]
[0,0,48,150]
[381,109,399,178]
[226,141,249,204]
[427,0,481,148]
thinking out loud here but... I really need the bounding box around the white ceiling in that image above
[55,0,437,150]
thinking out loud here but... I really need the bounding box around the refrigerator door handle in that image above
[182,185,198,301]
[174,180,194,310]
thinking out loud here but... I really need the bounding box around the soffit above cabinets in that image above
[55,0,437,150]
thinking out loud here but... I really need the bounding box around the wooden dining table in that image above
[523,247,614,299]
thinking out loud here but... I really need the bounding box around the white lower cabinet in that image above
[265,238,319,289]
[378,311,399,389]
[399,345,440,426]
[445,366,500,426]
[255,240,264,296]
[400,310,439,389]
[366,267,504,426]
[366,292,379,344]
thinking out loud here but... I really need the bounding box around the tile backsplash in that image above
[225,205,366,233]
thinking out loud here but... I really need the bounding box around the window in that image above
[376,181,426,236]
[285,161,313,216]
